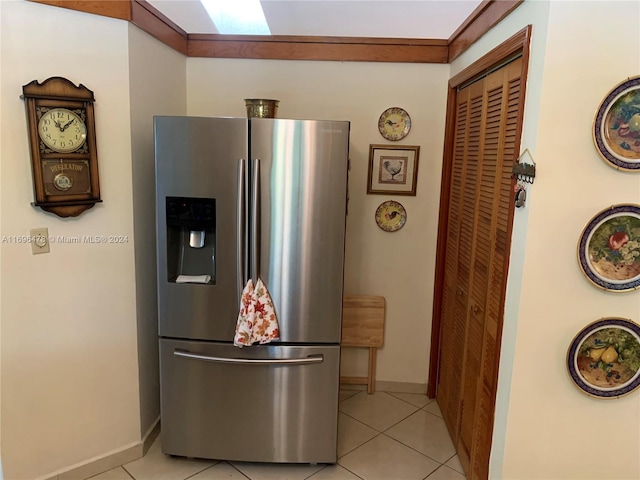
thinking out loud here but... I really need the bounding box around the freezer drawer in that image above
[159,339,340,463]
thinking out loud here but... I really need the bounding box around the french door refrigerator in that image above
[154,116,350,463]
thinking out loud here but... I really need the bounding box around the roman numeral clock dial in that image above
[22,77,101,218]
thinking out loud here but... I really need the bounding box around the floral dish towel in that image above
[234,278,280,347]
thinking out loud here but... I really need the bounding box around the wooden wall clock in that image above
[22,76,101,217]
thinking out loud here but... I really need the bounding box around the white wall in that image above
[9,1,635,477]
[187,58,449,386]
[0,2,141,478]
[128,24,187,439]
[0,2,3,475]
[453,1,640,478]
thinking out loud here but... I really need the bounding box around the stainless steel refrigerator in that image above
[154,116,350,463]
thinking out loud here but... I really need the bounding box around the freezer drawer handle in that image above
[174,350,324,365]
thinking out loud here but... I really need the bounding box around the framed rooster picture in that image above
[367,144,420,195]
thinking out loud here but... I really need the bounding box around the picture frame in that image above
[593,76,640,171]
[367,144,420,196]
[577,204,640,292]
[567,317,640,399]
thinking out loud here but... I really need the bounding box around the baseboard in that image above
[40,416,161,480]
[375,381,428,394]
[142,416,161,455]
[35,382,424,480]
[341,380,427,394]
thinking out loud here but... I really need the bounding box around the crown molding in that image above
[188,34,448,63]
[27,0,523,63]
[448,0,523,62]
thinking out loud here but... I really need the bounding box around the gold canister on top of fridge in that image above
[244,99,279,118]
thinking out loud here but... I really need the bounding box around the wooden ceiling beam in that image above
[26,0,523,64]
[131,0,188,55]
[28,0,132,20]
[188,35,448,63]
[448,0,524,62]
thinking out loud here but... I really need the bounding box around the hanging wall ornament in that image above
[511,148,535,208]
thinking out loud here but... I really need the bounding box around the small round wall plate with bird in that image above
[375,200,407,232]
[378,107,411,141]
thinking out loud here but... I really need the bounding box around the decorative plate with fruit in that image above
[578,204,640,291]
[594,76,640,171]
[567,318,640,398]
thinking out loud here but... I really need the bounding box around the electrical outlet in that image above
[30,227,50,254]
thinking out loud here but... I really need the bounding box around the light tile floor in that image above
[88,390,466,480]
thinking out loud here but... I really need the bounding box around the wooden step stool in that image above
[340,295,386,394]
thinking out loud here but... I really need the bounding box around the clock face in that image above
[38,108,87,153]
[378,107,411,141]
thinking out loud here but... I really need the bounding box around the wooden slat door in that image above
[436,56,523,479]
[436,78,484,443]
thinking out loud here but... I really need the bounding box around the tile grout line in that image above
[380,406,423,433]
[336,435,391,480]
[225,461,251,480]
[302,464,329,480]
[302,463,365,480]
[423,464,465,480]
[339,390,443,465]
[379,432,446,471]
[121,465,135,480]
[338,409,386,432]
[421,406,445,420]
[340,391,423,434]
[379,407,459,468]
[385,391,435,410]
[182,461,223,480]
[440,456,466,477]
[338,429,384,459]
[114,390,456,480]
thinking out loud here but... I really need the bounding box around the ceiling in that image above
[145,0,484,39]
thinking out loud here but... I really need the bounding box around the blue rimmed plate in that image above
[578,204,640,291]
[567,318,640,398]
[593,76,640,171]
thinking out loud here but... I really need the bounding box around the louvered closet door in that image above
[436,78,485,443]
[437,57,522,480]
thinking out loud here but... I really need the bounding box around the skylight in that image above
[200,0,271,35]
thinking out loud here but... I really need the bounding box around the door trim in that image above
[427,25,532,398]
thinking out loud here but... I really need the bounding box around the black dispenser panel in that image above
[166,197,216,284]
[166,197,216,229]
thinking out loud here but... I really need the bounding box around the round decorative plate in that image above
[378,107,411,141]
[375,200,406,232]
[593,76,640,171]
[567,318,640,398]
[577,204,640,291]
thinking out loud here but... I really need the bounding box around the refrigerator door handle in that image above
[174,350,324,365]
[250,158,260,283]
[237,159,248,297]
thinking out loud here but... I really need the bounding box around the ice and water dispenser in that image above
[165,197,216,284]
